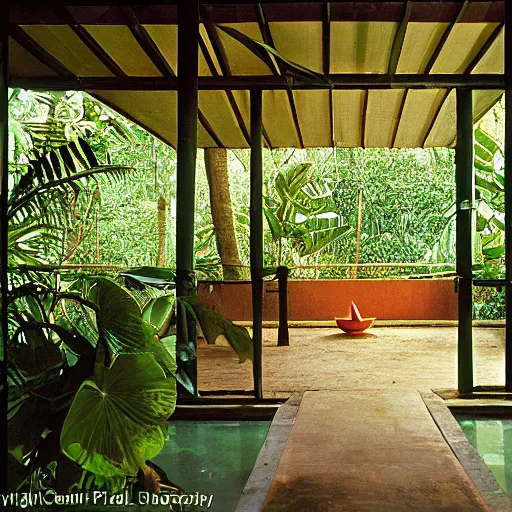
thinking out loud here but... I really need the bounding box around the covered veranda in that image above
[1,0,511,509]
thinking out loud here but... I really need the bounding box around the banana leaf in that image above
[217,25,331,86]
[291,217,353,256]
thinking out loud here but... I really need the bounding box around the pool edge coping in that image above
[421,391,512,512]
[235,392,303,512]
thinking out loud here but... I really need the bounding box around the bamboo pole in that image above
[354,185,364,278]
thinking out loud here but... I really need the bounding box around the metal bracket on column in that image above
[458,200,477,211]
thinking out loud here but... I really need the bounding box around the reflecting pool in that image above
[457,417,512,495]
[152,421,271,512]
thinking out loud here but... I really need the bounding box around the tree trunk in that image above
[204,148,242,279]
[156,195,167,266]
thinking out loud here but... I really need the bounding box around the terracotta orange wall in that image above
[197,279,458,321]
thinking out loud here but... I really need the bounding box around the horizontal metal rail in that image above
[473,279,508,287]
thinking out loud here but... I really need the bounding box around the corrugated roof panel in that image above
[20,25,114,77]
[364,89,403,147]
[269,22,323,74]
[396,22,449,74]
[430,22,500,74]
[8,37,57,77]
[424,89,456,147]
[198,91,248,147]
[394,89,447,147]
[263,90,300,147]
[84,25,162,76]
[471,26,503,74]
[294,90,331,147]
[217,23,273,75]
[330,22,397,73]
[143,25,177,73]
[332,90,364,147]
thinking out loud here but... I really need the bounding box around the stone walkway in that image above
[262,390,490,511]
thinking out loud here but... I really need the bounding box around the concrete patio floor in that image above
[198,327,505,396]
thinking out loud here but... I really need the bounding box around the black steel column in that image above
[455,88,474,394]
[0,6,8,494]
[250,90,263,400]
[176,0,199,397]
[505,0,512,391]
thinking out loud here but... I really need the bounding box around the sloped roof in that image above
[9,1,505,149]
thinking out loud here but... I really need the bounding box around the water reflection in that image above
[458,417,512,494]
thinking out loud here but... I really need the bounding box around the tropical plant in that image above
[426,126,505,271]
[7,274,178,494]
[263,162,353,265]
[8,137,132,270]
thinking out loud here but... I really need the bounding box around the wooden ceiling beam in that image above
[10,74,505,90]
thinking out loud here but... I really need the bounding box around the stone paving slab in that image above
[262,390,491,511]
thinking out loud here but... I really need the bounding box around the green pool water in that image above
[457,417,512,495]
[151,421,271,512]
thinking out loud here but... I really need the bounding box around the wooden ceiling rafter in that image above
[255,2,305,148]
[9,23,75,77]
[58,6,127,77]
[199,5,253,147]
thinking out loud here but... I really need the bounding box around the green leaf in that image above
[146,334,177,378]
[217,26,331,86]
[142,296,175,336]
[190,303,253,363]
[93,278,149,353]
[176,368,196,396]
[121,266,176,288]
[264,207,284,240]
[483,245,505,259]
[475,127,502,157]
[10,329,62,377]
[61,353,176,477]
[293,218,353,256]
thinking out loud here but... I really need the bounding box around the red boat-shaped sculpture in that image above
[335,302,376,334]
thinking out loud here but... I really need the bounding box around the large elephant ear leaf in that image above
[93,277,149,353]
[60,353,176,477]
[143,296,175,337]
[190,303,253,363]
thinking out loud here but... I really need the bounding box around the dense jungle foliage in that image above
[8,90,505,316]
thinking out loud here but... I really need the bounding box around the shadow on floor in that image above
[323,332,378,340]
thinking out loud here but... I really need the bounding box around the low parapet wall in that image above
[197,279,458,321]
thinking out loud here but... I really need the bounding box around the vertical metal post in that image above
[455,88,474,395]
[505,0,512,391]
[277,266,290,347]
[0,6,8,494]
[250,90,263,400]
[176,0,199,397]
